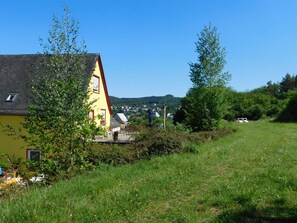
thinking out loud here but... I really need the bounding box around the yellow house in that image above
[0,54,112,160]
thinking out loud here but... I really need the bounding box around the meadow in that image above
[0,121,297,222]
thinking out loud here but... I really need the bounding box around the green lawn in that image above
[1,121,297,222]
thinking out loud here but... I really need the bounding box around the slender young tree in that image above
[23,7,104,177]
[189,24,230,87]
[184,24,231,131]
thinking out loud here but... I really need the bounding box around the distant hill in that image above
[110,95,181,106]
[109,95,182,113]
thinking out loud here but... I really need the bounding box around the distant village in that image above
[111,103,175,127]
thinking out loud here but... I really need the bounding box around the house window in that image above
[93,75,99,92]
[27,149,41,161]
[100,109,106,125]
[88,110,94,121]
[5,93,18,102]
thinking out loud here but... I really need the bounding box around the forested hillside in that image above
[110,94,181,115]
[110,95,181,107]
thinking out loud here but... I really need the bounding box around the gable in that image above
[87,56,112,127]
[96,55,112,115]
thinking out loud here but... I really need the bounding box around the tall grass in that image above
[1,121,297,222]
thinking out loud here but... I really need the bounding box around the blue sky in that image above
[1,0,297,97]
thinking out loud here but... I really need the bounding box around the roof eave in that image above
[0,110,28,116]
[97,55,112,115]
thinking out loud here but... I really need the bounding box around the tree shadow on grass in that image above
[216,199,297,223]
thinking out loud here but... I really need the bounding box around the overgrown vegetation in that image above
[224,73,297,121]
[1,121,297,222]
[22,8,105,179]
[88,127,235,166]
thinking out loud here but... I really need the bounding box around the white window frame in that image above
[27,149,41,161]
[93,75,99,92]
[6,93,17,102]
[100,109,106,125]
[88,110,95,121]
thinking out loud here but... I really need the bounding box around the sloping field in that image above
[1,121,297,222]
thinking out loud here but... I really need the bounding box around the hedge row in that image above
[89,128,235,166]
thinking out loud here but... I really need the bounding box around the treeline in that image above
[174,73,297,125]
[110,95,181,107]
[225,73,297,121]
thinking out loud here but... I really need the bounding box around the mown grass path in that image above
[1,121,297,222]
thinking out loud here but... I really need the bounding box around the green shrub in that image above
[88,144,146,166]
[88,127,235,167]
[133,128,201,157]
[185,143,200,153]
[142,130,183,156]
[186,128,235,145]
[276,91,297,122]
[140,128,235,155]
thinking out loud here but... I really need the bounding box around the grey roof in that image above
[114,113,128,123]
[0,54,99,115]
[110,116,121,128]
